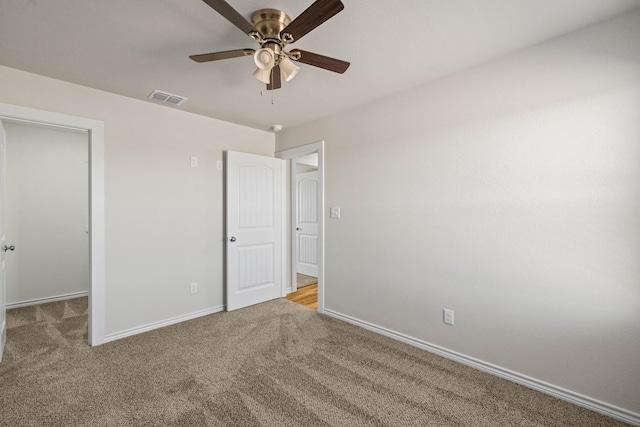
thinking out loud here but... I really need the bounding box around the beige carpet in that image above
[0,297,629,426]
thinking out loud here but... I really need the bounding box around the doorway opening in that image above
[4,121,89,309]
[276,141,325,313]
[0,103,105,348]
[3,120,90,353]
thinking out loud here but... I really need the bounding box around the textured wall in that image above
[0,65,275,335]
[276,11,640,415]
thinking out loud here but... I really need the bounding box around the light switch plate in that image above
[330,207,341,219]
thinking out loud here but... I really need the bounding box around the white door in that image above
[296,171,318,277]
[0,120,6,362]
[226,151,283,311]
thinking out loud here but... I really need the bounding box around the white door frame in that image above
[276,141,325,313]
[0,103,105,346]
[1,120,6,362]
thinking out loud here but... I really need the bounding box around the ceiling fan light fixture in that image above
[191,1,350,90]
[279,56,300,82]
[253,67,272,84]
[254,47,275,71]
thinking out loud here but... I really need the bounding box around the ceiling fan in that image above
[190,0,350,90]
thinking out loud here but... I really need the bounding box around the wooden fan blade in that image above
[267,66,281,90]
[280,0,344,43]
[201,0,258,36]
[290,49,350,74]
[190,49,254,63]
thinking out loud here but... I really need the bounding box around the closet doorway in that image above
[0,103,105,348]
[4,121,89,309]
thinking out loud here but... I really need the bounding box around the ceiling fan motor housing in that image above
[251,9,294,66]
[251,9,291,41]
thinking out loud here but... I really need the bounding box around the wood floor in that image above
[285,283,318,310]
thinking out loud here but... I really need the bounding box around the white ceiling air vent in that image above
[148,90,187,106]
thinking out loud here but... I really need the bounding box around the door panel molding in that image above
[296,171,319,277]
[225,151,283,311]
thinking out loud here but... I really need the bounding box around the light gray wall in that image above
[276,10,640,416]
[0,65,275,336]
[5,121,88,304]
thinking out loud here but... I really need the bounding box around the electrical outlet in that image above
[216,160,223,171]
[190,282,198,294]
[190,156,198,168]
[443,308,454,325]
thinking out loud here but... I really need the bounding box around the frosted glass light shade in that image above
[279,56,300,82]
[253,67,272,84]
[254,48,275,71]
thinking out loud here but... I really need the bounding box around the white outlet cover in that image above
[216,160,223,171]
[190,156,198,168]
[444,308,454,325]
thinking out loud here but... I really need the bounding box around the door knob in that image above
[229,236,236,242]
[296,227,300,231]
[3,245,15,252]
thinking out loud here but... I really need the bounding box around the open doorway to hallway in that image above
[288,153,318,309]
[276,142,325,313]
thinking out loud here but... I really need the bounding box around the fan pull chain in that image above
[259,89,275,105]
[271,67,275,105]
[258,68,275,105]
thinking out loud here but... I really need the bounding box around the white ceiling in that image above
[1,0,639,131]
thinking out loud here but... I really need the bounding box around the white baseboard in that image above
[6,291,89,309]
[103,305,225,344]
[324,309,640,427]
